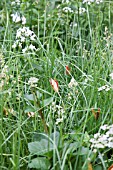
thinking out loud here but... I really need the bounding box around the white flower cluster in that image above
[0,65,9,90]
[98,85,110,92]
[90,124,113,149]
[12,27,36,53]
[51,102,65,125]
[83,0,103,5]
[68,77,78,88]
[83,0,94,5]
[79,7,86,14]
[98,73,113,92]
[95,0,103,4]
[11,0,21,6]
[109,73,113,80]
[28,77,39,88]
[63,7,73,13]
[62,0,70,3]
[11,13,26,25]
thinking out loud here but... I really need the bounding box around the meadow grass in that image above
[0,0,113,169]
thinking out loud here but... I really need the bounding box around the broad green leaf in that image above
[24,94,35,101]
[28,139,54,155]
[36,90,42,99]
[24,106,36,113]
[42,97,53,107]
[79,147,89,155]
[94,165,103,170]
[31,63,43,71]
[28,157,50,169]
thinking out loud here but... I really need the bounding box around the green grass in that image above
[0,0,113,169]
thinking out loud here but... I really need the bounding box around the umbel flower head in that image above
[49,78,59,93]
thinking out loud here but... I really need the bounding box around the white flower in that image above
[98,85,110,92]
[63,7,73,13]
[22,16,26,25]
[109,73,113,80]
[11,1,15,5]
[30,35,36,41]
[108,128,113,135]
[83,0,94,5]
[11,0,20,6]
[18,42,22,48]
[11,12,21,23]
[25,29,33,37]
[79,7,86,14]
[94,133,100,139]
[95,143,105,149]
[22,47,28,53]
[12,42,17,49]
[108,137,113,142]
[98,135,108,142]
[100,124,108,130]
[20,36,25,42]
[93,149,97,153]
[29,44,36,50]
[16,29,22,38]
[56,118,63,125]
[68,77,78,88]
[106,142,113,148]
[28,77,39,85]
[95,0,103,4]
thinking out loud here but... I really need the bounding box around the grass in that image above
[0,0,113,169]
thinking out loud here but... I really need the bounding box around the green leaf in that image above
[28,157,50,169]
[24,106,36,113]
[42,97,53,107]
[31,62,43,71]
[36,90,42,99]
[28,139,54,156]
[24,94,35,101]
[79,147,89,155]
[94,165,103,170]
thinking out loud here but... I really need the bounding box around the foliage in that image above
[0,0,113,169]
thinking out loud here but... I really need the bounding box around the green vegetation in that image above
[0,0,113,169]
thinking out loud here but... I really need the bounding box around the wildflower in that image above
[83,0,94,5]
[12,27,36,53]
[109,73,113,80]
[28,112,35,117]
[93,149,97,153]
[21,16,26,25]
[28,77,39,87]
[50,78,59,93]
[94,143,104,149]
[62,0,70,3]
[98,85,110,92]
[20,36,25,42]
[56,118,63,125]
[22,47,28,53]
[12,42,17,49]
[95,0,103,4]
[11,0,20,6]
[30,34,36,41]
[79,7,86,15]
[68,77,78,88]
[90,124,113,150]
[65,65,70,75]
[63,7,73,13]
[11,12,21,23]
[29,44,36,51]
[100,124,108,130]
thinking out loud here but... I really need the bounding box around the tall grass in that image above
[0,0,113,169]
